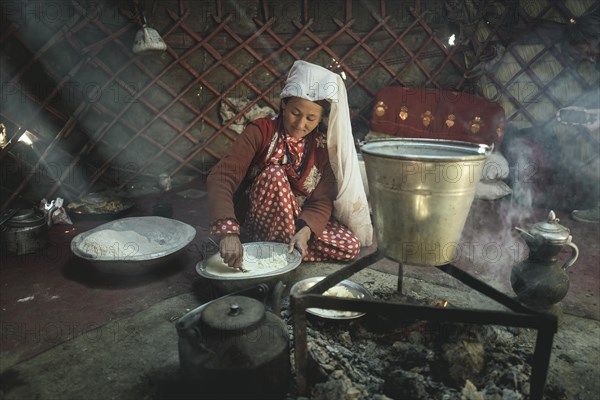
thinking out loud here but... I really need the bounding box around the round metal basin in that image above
[361,138,490,266]
[71,216,196,275]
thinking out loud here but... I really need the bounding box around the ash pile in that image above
[283,291,567,400]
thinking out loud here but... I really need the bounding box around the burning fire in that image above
[432,299,449,308]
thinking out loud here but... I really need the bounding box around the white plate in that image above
[196,242,301,280]
[290,276,372,320]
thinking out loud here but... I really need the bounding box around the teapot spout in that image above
[515,227,535,241]
[515,227,542,250]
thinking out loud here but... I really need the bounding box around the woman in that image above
[207,60,372,269]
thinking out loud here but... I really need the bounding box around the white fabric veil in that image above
[280,60,373,246]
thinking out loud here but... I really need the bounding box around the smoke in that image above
[504,142,535,227]
[447,147,540,290]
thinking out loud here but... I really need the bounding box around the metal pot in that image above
[1,208,48,255]
[361,139,490,266]
[177,283,290,399]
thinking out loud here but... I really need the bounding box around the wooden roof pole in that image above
[346,0,352,22]
[303,0,308,25]
[260,0,269,20]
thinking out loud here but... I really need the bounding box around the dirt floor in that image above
[1,189,598,399]
[0,262,598,400]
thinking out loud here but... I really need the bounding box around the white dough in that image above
[81,229,167,258]
[303,282,365,318]
[205,252,290,277]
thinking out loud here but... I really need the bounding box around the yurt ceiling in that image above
[1,0,598,210]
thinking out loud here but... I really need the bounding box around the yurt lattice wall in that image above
[0,0,597,210]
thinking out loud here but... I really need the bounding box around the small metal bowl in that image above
[290,276,373,320]
[71,216,196,275]
[196,242,302,295]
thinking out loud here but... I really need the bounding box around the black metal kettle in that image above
[511,211,579,310]
[176,283,290,399]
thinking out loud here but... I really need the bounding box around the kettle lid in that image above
[201,295,265,333]
[2,208,45,228]
[528,210,572,244]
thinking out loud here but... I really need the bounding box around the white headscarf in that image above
[281,60,373,246]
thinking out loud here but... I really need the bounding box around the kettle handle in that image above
[562,241,579,270]
[268,281,286,313]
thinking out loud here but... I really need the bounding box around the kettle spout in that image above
[515,227,534,240]
[515,228,540,248]
[515,227,542,250]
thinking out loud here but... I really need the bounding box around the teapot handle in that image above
[562,242,579,270]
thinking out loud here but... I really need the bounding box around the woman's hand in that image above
[220,234,244,270]
[289,226,312,257]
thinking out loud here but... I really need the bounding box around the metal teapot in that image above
[176,283,290,399]
[511,211,579,310]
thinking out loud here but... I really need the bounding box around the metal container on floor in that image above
[177,285,290,399]
[1,208,48,255]
[361,139,490,266]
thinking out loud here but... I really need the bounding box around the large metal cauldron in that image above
[361,139,490,266]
